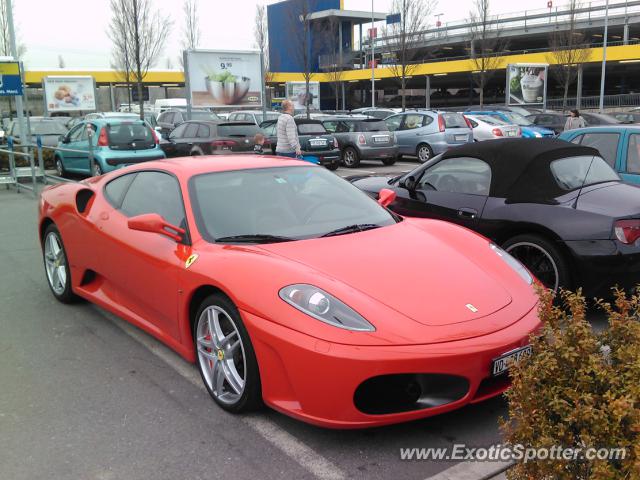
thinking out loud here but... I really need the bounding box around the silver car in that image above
[227,110,281,125]
[385,111,473,162]
[464,114,521,141]
[321,116,398,167]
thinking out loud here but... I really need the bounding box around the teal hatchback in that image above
[54,119,166,177]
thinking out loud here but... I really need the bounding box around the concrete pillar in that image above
[623,23,629,45]
[425,75,431,109]
[109,83,116,111]
[576,65,583,109]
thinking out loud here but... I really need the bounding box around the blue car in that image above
[54,119,166,177]
[466,110,555,138]
[558,125,640,185]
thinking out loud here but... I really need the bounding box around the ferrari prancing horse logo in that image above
[185,254,199,269]
[466,303,478,313]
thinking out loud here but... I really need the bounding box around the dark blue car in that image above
[558,126,640,185]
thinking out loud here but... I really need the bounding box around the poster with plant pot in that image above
[43,76,97,113]
[506,64,548,105]
[185,50,263,109]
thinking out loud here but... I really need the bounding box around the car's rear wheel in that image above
[382,157,396,166]
[342,147,360,168]
[92,160,103,177]
[43,224,78,303]
[54,156,66,178]
[502,234,571,292]
[194,294,262,413]
[326,163,339,171]
[416,143,433,163]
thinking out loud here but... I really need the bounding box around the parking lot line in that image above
[92,305,347,480]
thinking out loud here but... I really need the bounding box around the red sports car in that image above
[39,156,540,428]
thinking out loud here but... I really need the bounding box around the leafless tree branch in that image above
[179,0,200,69]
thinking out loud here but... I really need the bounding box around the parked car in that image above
[350,107,398,119]
[160,121,262,157]
[466,111,554,138]
[464,114,521,140]
[156,109,221,137]
[86,111,162,138]
[153,98,187,113]
[526,112,567,135]
[321,116,398,167]
[351,138,639,297]
[54,119,165,177]
[610,112,640,124]
[259,119,341,170]
[227,110,281,125]
[580,112,622,126]
[384,110,473,162]
[558,125,640,184]
[39,155,540,427]
[7,117,69,147]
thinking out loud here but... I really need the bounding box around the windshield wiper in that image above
[215,234,294,244]
[321,224,381,238]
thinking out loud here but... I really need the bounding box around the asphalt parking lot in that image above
[0,161,605,480]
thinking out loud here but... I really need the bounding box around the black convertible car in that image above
[352,138,640,297]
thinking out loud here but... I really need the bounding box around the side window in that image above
[569,134,583,145]
[197,124,210,138]
[402,114,424,130]
[423,116,434,127]
[169,123,188,139]
[80,123,97,141]
[335,121,351,133]
[104,173,136,208]
[68,124,84,142]
[419,157,492,196]
[323,121,337,133]
[386,115,402,132]
[580,133,620,168]
[468,119,479,128]
[626,134,640,174]
[161,112,175,124]
[183,123,199,138]
[120,171,186,228]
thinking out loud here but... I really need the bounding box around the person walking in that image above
[275,99,302,158]
[564,109,586,131]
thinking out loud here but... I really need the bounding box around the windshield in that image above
[191,111,221,121]
[550,155,620,190]
[298,123,327,135]
[499,112,532,126]
[475,115,507,126]
[189,166,397,242]
[31,121,67,135]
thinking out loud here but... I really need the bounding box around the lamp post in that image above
[371,0,375,107]
[599,0,609,113]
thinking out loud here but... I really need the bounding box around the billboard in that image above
[506,64,548,105]
[286,82,320,110]
[185,50,263,109]
[0,61,22,96]
[43,76,96,112]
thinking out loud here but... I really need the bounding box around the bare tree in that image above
[285,0,316,118]
[108,0,133,110]
[108,0,171,118]
[469,0,506,107]
[320,17,345,110]
[0,0,26,58]
[254,4,271,84]
[548,0,591,111]
[380,0,434,111]
[179,0,200,69]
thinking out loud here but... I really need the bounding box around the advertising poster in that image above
[286,82,320,110]
[506,64,548,105]
[186,50,263,108]
[0,61,22,96]
[44,76,96,112]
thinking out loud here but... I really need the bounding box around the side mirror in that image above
[127,213,185,242]
[400,175,416,191]
[377,188,397,208]
[58,135,66,143]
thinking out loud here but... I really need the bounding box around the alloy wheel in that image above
[44,232,67,295]
[505,242,559,291]
[343,149,357,167]
[55,159,64,177]
[196,306,246,405]
[418,145,431,162]
[93,162,103,177]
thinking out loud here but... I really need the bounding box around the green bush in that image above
[501,287,640,479]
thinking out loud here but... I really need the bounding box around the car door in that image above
[61,123,87,172]
[98,170,187,342]
[399,114,431,154]
[393,156,491,230]
[620,132,640,184]
[162,123,188,157]
[178,123,200,155]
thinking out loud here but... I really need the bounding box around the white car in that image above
[464,114,521,141]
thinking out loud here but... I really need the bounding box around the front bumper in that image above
[242,305,540,429]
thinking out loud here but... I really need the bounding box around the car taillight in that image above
[211,140,237,147]
[517,128,522,136]
[334,138,339,148]
[614,219,640,244]
[438,114,445,132]
[97,128,108,146]
[358,134,366,145]
[150,128,159,144]
[492,128,504,137]
[464,116,473,129]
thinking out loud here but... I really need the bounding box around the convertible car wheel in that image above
[503,234,570,292]
[43,224,77,303]
[194,294,262,413]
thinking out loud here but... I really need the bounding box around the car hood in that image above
[260,220,516,328]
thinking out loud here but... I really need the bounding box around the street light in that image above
[371,0,375,108]
[599,0,609,113]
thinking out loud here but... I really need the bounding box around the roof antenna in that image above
[572,155,596,209]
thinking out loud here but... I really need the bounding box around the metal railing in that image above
[546,92,640,110]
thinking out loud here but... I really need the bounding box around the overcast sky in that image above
[16,0,530,70]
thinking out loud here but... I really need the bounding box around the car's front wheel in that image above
[54,156,66,178]
[416,143,433,163]
[342,147,360,168]
[502,234,571,292]
[382,157,396,166]
[194,294,262,413]
[92,160,103,177]
[43,224,78,303]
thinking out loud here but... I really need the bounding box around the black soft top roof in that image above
[441,138,601,202]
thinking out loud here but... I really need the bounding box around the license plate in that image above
[491,345,532,376]
[507,130,516,137]
[373,135,389,143]
[309,139,327,147]
[455,134,467,142]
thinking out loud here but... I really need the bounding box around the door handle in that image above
[457,208,477,219]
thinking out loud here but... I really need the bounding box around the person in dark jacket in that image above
[253,132,266,154]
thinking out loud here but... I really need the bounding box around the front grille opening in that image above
[472,375,511,403]
[354,374,469,415]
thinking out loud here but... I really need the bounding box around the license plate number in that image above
[373,135,389,143]
[491,345,532,376]
[310,139,327,147]
[455,134,467,142]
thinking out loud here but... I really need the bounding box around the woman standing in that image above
[564,109,586,131]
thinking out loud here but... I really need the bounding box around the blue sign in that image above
[386,13,401,24]
[0,62,22,96]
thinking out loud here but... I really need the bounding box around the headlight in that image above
[489,244,533,285]
[279,284,375,331]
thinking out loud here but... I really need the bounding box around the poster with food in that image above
[507,64,548,105]
[286,82,320,110]
[43,76,96,112]
[185,50,263,108]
